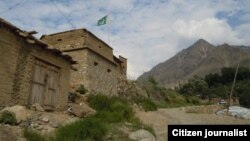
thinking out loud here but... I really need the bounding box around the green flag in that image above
[97,15,107,26]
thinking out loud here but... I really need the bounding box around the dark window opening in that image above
[107,69,111,73]
[57,38,62,41]
[94,62,98,66]
[99,45,102,48]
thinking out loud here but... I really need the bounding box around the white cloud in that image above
[235,23,250,45]
[0,0,250,79]
[173,18,243,45]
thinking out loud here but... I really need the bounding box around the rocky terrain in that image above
[0,104,250,141]
[137,39,250,88]
[0,103,94,141]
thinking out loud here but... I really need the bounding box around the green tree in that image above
[235,80,250,108]
[178,76,209,97]
[221,67,235,84]
[205,73,221,87]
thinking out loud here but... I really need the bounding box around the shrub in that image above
[186,96,201,104]
[132,97,157,111]
[88,94,134,122]
[94,102,133,123]
[140,99,157,111]
[23,128,47,141]
[76,84,88,94]
[0,111,17,125]
[88,94,112,111]
[54,117,107,141]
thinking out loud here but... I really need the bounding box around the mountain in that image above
[137,39,250,88]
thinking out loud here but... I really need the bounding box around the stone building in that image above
[0,18,75,110]
[41,29,127,95]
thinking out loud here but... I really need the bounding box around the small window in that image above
[57,38,62,41]
[107,69,111,73]
[94,62,98,66]
[99,45,102,48]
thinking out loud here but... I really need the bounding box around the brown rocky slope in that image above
[137,39,250,88]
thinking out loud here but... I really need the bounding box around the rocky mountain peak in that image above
[192,39,213,48]
[137,39,250,88]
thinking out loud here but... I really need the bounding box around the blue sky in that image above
[1,0,250,79]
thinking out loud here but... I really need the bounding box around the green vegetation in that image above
[0,111,17,125]
[140,67,250,109]
[132,96,157,111]
[176,67,250,108]
[178,76,208,97]
[54,117,107,141]
[140,76,202,108]
[23,129,47,141]
[24,94,155,141]
[76,84,88,94]
[88,94,134,123]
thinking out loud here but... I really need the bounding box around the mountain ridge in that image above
[137,39,250,88]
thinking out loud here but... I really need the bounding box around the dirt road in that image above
[135,106,250,141]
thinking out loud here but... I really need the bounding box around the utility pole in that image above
[227,56,241,114]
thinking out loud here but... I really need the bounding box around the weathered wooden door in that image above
[30,59,60,109]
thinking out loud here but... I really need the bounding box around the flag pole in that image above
[107,14,111,44]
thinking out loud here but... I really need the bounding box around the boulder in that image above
[129,129,155,141]
[1,105,30,124]
[68,103,96,118]
[31,103,44,112]
[41,116,49,123]
[50,122,59,128]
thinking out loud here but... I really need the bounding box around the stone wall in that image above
[0,27,19,106]
[118,56,127,77]
[85,49,119,95]
[41,29,85,50]
[41,29,127,95]
[0,26,72,110]
[84,31,114,62]
[12,44,34,106]
[41,29,114,62]
[64,50,88,86]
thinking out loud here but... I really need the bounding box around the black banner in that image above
[168,125,250,141]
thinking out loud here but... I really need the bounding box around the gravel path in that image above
[135,106,250,141]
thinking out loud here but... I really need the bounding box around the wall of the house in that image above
[24,47,71,110]
[64,49,119,95]
[0,27,72,110]
[41,29,127,95]
[85,49,119,95]
[42,29,85,51]
[0,27,20,107]
[84,32,114,62]
[118,56,127,77]
[65,50,88,86]
[41,29,114,62]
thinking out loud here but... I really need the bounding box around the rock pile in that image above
[216,106,250,119]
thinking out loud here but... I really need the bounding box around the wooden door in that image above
[30,59,60,109]
[43,68,59,108]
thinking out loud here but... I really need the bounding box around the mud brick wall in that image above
[0,27,19,106]
[0,26,72,110]
[41,29,127,95]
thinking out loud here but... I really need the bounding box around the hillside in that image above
[137,39,250,88]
